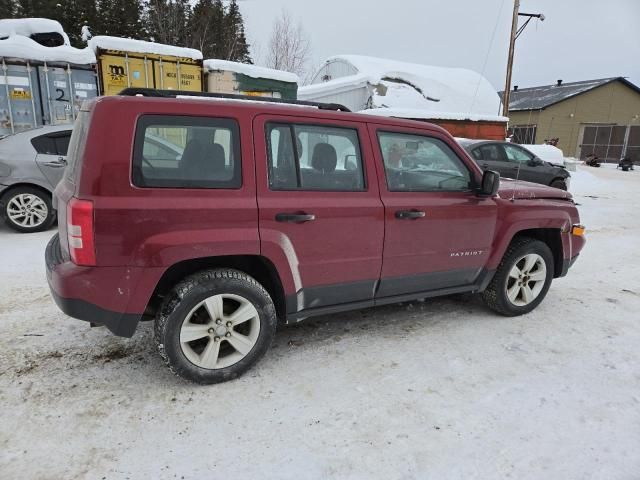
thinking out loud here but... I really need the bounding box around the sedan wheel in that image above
[2,187,56,233]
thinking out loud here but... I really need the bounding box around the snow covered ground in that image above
[1,164,639,479]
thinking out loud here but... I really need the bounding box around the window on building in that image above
[511,125,537,144]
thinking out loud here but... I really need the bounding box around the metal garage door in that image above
[580,125,626,162]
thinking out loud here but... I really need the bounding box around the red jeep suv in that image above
[46,90,585,384]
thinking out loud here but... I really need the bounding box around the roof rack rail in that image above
[118,88,352,112]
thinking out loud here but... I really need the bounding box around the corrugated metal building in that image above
[503,77,640,162]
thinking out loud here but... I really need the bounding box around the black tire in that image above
[154,268,277,384]
[549,178,567,190]
[482,236,554,316]
[1,186,56,233]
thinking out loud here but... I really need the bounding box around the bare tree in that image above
[265,9,311,78]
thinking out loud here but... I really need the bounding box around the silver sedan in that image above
[0,125,71,232]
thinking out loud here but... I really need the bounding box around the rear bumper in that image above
[45,233,152,338]
[48,287,141,337]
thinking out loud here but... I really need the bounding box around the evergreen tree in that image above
[96,0,143,39]
[144,0,191,46]
[0,0,17,18]
[221,0,251,63]
[190,0,224,58]
[58,0,99,46]
[15,0,59,19]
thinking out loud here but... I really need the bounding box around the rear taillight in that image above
[67,198,96,266]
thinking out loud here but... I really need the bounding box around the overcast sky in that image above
[240,0,640,90]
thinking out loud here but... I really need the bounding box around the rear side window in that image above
[133,115,241,189]
[54,134,71,156]
[31,134,56,155]
[266,122,365,191]
[31,132,71,156]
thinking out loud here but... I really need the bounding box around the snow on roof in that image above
[0,18,70,45]
[301,55,507,123]
[89,36,202,61]
[204,59,298,83]
[0,35,96,64]
[299,73,371,97]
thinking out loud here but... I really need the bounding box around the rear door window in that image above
[31,131,72,156]
[474,144,503,162]
[53,133,71,155]
[133,115,241,189]
[31,134,56,155]
[266,122,365,191]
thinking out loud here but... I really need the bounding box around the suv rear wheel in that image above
[154,268,277,384]
[2,186,56,233]
[482,237,554,316]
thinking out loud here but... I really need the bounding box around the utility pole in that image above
[502,0,520,118]
[502,1,545,118]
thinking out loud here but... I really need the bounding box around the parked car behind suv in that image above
[0,125,183,233]
[0,125,72,232]
[46,90,586,384]
[458,139,571,190]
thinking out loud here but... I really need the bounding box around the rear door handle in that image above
[275,212,316,223]
[395,210,426,220]
[42,161,66,168]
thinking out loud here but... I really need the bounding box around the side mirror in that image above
[528,158,543,167]
[478,170,500,197]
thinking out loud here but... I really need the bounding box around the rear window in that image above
[132,115,241,189]
[65,111,91,183]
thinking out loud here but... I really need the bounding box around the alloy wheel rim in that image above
[6,194,48,228]
[180,293,260,369]
[505,253,547,306]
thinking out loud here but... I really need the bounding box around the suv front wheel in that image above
[154,269,277,384]
[482,237,554,316]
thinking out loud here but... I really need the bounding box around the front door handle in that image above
[395,210,426,220]
[275,212,316,223]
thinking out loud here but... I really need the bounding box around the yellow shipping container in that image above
[96,50,203,96]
